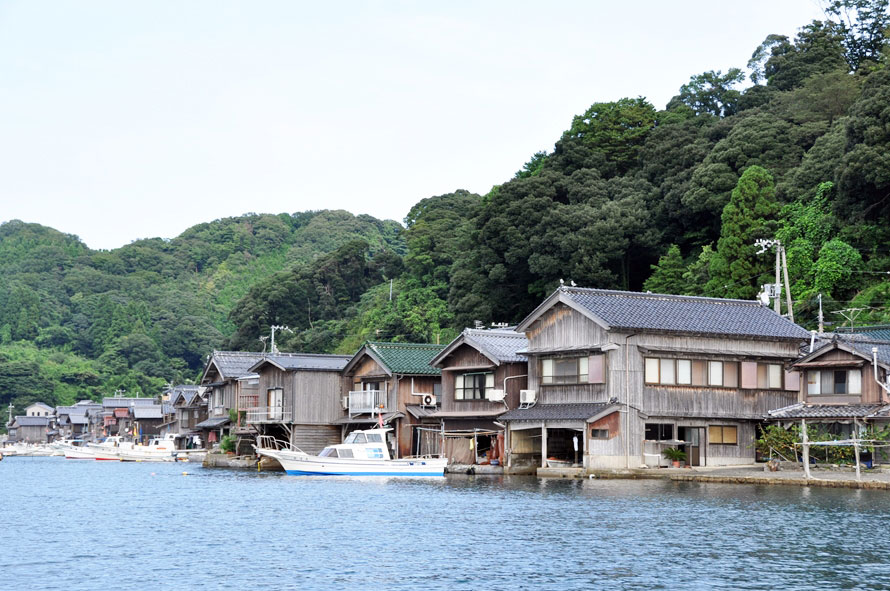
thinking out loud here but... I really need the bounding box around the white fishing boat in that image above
[118,434,178,462]
[255,427,447,477]
[81,436,134,460]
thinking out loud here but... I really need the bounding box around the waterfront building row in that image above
[6,286,890,474]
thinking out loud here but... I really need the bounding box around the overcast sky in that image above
[0,1,826,250]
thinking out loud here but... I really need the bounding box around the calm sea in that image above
[2,457,890,590]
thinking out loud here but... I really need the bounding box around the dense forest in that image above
[3,1,890,419]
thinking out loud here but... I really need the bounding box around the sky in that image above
[0,0,827,251]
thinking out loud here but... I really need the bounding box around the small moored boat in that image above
[255,428,447,477]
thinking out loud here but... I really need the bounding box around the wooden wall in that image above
[257,366,342,423]
[799,348,885,404]
[522,303,806,464]
[291,424,341,455]
[438,344,527,412]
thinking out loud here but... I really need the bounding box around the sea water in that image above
[2,457,889,590]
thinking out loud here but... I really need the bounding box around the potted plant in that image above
[662,447,687,468]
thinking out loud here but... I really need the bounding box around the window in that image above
[590,429,609,439]
[542,357,589,385]
[645,358,736,387]
[709,425,738,445]
[366,433,383,443]
[338,448,354,459]
[345,432,367,444]
[807,370,862,395]
[644,423,674,441]
[319,447,336,457]
[455,372,494,400]
[708,361,723,386]
[366,448,384,459]
[677,360,692,385]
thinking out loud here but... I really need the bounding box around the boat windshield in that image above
[366,433,383,443]
[345,432,367,444]
[318,447,336,457]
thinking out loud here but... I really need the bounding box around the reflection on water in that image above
[2,458,889,590]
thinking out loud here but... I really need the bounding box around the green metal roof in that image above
[365,342,445,375]
[840,325,890,342]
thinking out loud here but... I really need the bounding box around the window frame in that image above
[541,356,589,385]
[708,425,738,446]
[455,372,494,400]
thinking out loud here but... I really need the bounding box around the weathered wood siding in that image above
[293,371,343,423]
[438,344,527,412]
[799,349,884,404]
[521,303,805,464]
[524,303,609,358]
[291,424,341,455]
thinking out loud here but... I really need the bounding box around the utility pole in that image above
[7,402,13,426]
[818,293,824,335]
[755,239,793,321]
[270,325,292,354]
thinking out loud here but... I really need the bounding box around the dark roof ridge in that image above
[560,286,761,307]
[367,341,444,348]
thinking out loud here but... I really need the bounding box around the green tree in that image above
[667,69,746,117]
[643,245,689,294]
[706,166,781,298]
[560,97,657,174]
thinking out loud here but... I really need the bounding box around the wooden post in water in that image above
[801,419,811,479]
[853,423,862,482]
[541,423,548,469]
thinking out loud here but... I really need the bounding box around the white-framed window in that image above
[645,358,736,387]
[455,372,494,400]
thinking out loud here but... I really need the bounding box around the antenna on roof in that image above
[259,335,269,354]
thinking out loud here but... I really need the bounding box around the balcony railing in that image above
[245,406,292,424]
[348,390,389,415]
[238,395,259,411]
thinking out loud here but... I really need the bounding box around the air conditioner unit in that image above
[421,394,437,407]
[519,390,537,405]
[341,396,349,410]
[486,389,505,402]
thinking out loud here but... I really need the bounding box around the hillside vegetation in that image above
[2,1,890,415]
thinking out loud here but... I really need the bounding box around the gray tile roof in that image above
[500,402,614,422]
[463,328,528,363]
[251,353,351,372]
[195,416,230,428]
[103,397,156,408]
[532,287,811,340]
[209,351,265,380]
[133,406,163,419]
[845,339,890,367]
[13,416,51,427]
[766,403,890,420]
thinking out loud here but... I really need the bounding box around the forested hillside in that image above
[3,1,890,418]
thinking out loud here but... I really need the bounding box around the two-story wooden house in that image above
[246,352,351,454]
[429,327,528,465]
[767,335,890,438]
[340,342,445,458]
[200,351,263,433]
[499,286,810,473]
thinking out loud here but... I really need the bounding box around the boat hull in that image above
[260,449,447,477]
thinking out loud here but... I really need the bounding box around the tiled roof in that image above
[500,402,614,421]
[69,415,89,425]
[767,403,890,420]
[103,397,156,408]
[463,328,528,363]
[845,339,890,367]
[133,406,163,419]
[524,287,811,340]
[365,342,445,375]
[250,353,350,373]
[13,416,51,427]
[195,417,230,428]
[208,351,265,380]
